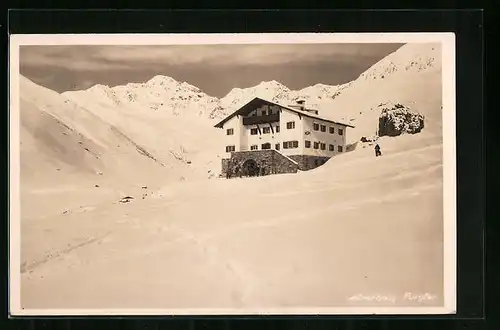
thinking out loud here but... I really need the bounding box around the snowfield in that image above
[20,131,443,310]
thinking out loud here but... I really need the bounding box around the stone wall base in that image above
[221,159,230,177]
[288,155,331,171]
[221,150,299,179]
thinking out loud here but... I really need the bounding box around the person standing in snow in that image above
[375,143,382,157]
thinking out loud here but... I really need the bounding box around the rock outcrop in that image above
[377,102,425,137]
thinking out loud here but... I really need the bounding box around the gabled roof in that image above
[214,97,355,128]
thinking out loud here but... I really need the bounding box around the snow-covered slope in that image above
[220,80,292,110]
[317,43,443,144]
[63,76,227,181]
[63,75,224,119]
[19,76,176,180]
[19,76,201,219]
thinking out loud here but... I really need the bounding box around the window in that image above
[225,145,235,152]
[305,140,311,148]
[313,123,319,131]
[262,143,271,150]
[329,127,335,134]
[250,145,258,150]
[338,128,344,136]
[262,110,267,116]
[338,145,343,152]
[329,144,334,151]
[320,125,326,132]
[320,143,326,150]
[314,142,319,149]
[250,128,258,135]
[283,141,298,149]
[287,121,295,129]
[275,143,280,150]
[276,126,280,133]
[263,127,271,134]
[226,128,234,135]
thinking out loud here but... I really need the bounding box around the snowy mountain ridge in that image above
[62,43,440,127]
[63,76,351,121]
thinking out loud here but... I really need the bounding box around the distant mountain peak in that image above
[88,83,111,91]
[146,75,178,86]
[258,80,290,90]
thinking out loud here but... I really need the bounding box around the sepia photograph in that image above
[9,33,456,315]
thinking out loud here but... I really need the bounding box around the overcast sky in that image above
[20,43,403,98]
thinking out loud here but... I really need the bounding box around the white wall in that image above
[221,115,241,157]
[302,116,347,157]
[220,104,349,158]
[238,115,248,151]
[245,122,281,150]
[279,109,304,156]
[241,103,283,153]
[221,104,282,157]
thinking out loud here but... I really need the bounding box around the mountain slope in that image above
[62,76,226,180]
[19,76,187,219]
[220,80,292,110]
[317,43,443,144]
[63,75,224,119]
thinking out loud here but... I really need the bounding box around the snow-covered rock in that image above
[377,102,425,137]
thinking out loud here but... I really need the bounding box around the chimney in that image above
[289,99,319,115]
[305,108,319,115]
[289,99,306,111]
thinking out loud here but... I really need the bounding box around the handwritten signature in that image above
[347,292,438,303]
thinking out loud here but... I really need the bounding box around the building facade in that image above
[214,97,354,178]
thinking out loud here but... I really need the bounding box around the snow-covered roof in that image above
[214,97,355,129]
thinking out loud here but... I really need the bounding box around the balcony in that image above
[243,113,280,126]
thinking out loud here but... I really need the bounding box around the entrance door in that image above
[242,159,259,177]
